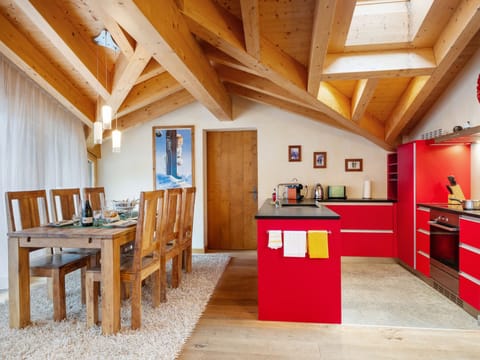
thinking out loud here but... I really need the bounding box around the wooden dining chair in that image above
[159,188,183,302]
[85,190,164,329]
[5,190,89,321]
[178,187,196,280]
[50,187,100,303]
[83,186,106,212]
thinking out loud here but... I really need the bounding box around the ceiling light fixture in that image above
[93,29,119,131]
[93,120,103,144]
[112,114,121,152]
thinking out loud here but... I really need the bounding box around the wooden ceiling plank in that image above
[100,0,232,121]
[386,0,480,142]
[328,0,356,53]
[14,0,109,99]
[323,48,437,80]
[117,71,183,117]
[351,78,379,123]
[308,0,336,96]
[109,45,151,111]
[240,0,261,59]
[0,12,94,125]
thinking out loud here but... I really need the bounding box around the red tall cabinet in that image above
[397,140,470,268]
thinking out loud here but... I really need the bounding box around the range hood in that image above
[434,125,480,144]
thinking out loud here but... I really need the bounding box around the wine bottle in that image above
[81,199,93,227]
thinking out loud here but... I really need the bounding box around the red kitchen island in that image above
[255,199,341,323]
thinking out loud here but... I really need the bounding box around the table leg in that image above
[101,238,121,335]
[8,237,30,328]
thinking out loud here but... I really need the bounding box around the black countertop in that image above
[255,199,340,219]
[417,203,480,219]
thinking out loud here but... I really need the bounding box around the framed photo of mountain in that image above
[153,125,194,189]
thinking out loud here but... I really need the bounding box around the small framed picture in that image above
[288,145,302,162]
[313,152,327,168]
[345,158,363,172]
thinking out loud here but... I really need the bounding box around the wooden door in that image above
[207,130,258,250]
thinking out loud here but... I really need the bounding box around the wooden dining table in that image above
[8,224,136,335]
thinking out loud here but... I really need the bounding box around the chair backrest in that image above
[50,188,81,222]
[131,190,165,272]
[160,188,183,246]
[83,187,105,212]
[180,187,196,245]
[5,190,50,232]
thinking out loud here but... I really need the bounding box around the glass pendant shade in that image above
[112,129,122,152]
[101,104,112,129]
[93,121,103,144]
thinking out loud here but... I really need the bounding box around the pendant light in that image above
[112,114,121,152]
[93,120,103,144]
[101,104,112,129]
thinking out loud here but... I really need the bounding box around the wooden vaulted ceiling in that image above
[1,0,480,152]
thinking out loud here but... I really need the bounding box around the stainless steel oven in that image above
[429,209,459,294]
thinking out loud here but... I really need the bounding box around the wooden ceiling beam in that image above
[225,83,344,131]
[323,48,437,80]
[240,0,261,59]
[308,0,336,96]
[180,0,390,148]
[107,89,196,134]
[117,71,183,117]
[14,0,109,99]
[0,12,94,125]
[100,0,232,121]
[328,0,356,53]
[216,65,317,110]
[351,78,379,123]
[385,0,480,143]
[135,59,165,84]
[109,45,151,112]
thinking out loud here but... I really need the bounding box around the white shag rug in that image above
[0,254,230,359]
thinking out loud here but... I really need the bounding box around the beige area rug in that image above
[0,254,230,359]
[342,260,479,329]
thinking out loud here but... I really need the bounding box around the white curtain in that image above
[0,55,89,289]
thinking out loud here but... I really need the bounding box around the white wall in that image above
[408,47,480,197]
[98,96,389,250]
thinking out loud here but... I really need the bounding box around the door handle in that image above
[248,187,258,200]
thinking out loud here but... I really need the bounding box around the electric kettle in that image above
[314,183,324,200]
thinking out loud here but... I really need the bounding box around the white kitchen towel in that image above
[283,230,306,257]
[267,230,283,249]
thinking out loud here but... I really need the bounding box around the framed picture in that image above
[345,158,363,172]
[288,145,302,162]
[153,125,194,189]
[313,152,327,168]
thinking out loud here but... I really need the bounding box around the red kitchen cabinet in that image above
[397,140,470,269]
[459,216,480,310]
[415,206,430,277]
[327,203,396,257]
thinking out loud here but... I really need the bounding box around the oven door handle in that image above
[428,220,459,232]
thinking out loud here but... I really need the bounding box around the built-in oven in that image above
[429,208,460,294]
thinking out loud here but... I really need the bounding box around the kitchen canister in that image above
[362,179,372,199]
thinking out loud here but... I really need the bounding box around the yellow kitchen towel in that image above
[307,230,329,258]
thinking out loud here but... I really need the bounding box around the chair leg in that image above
[185,246,192,273]
[80,267,86,304]
[86,272,99,327]
[171,256,180,289]
[130,278,142,330]
[151,269,161,308]
[52,272,67,321]
[176,253,183,286]
[160,256,167,303]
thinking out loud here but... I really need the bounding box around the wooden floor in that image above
[179,251,480,359]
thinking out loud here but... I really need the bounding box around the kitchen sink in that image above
[278,200,318,207]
